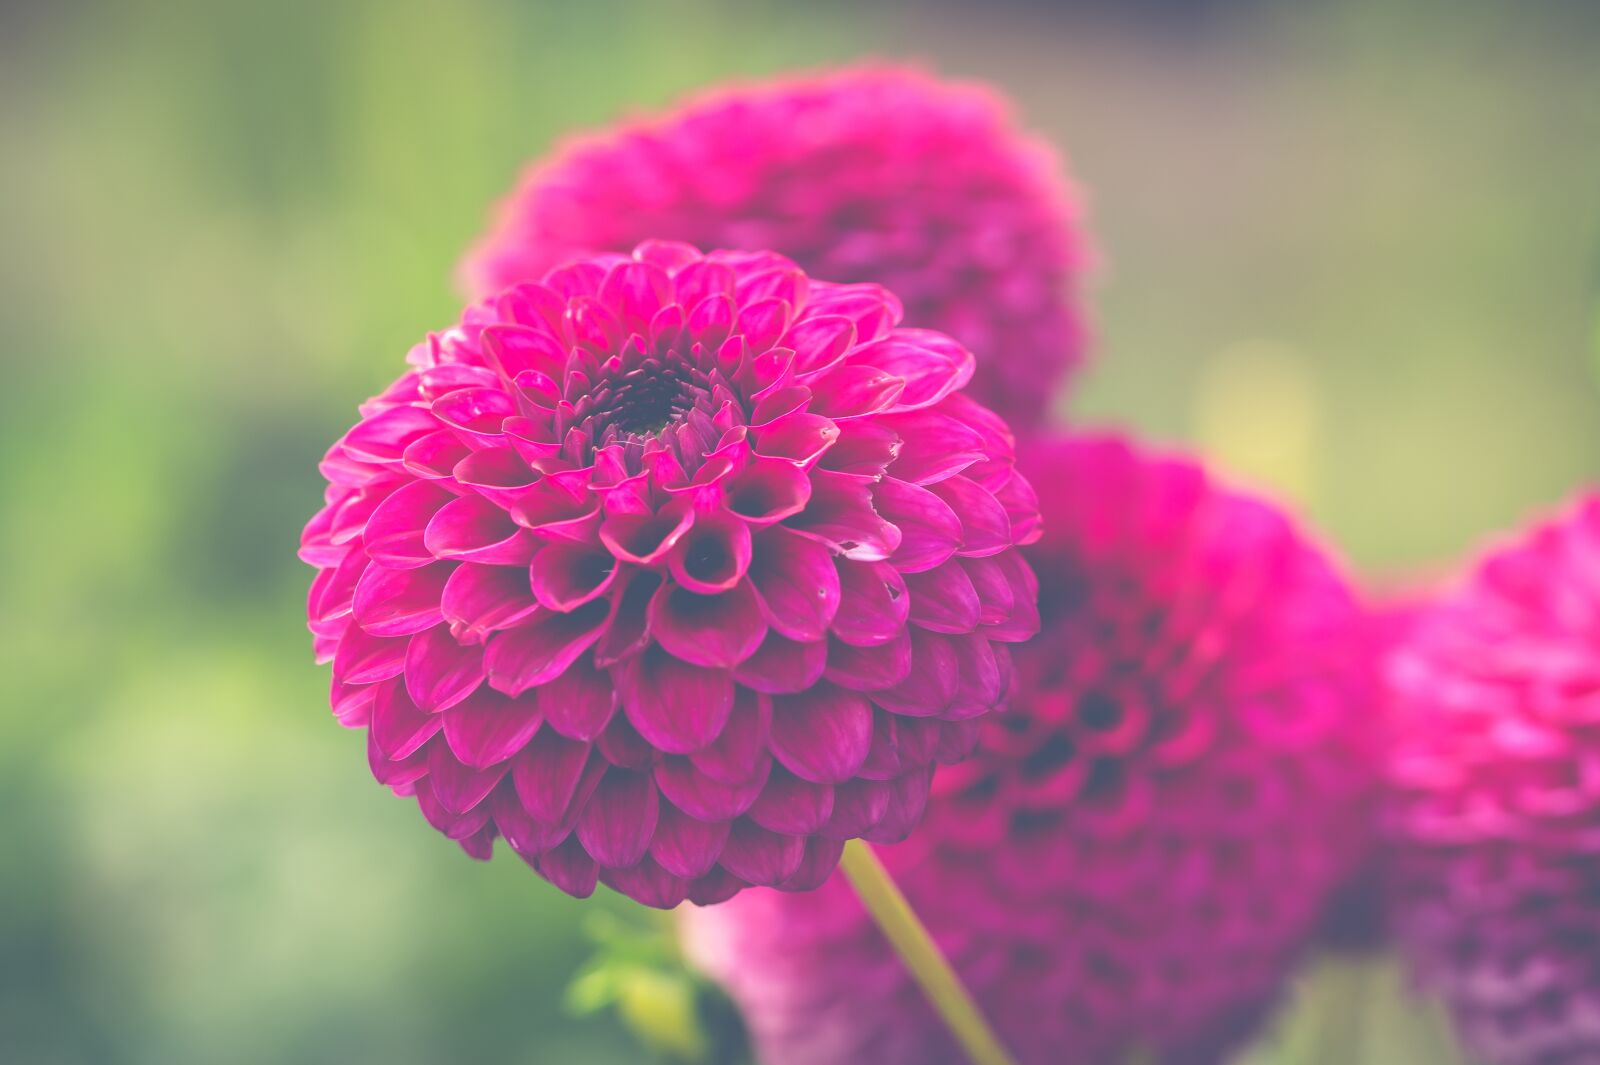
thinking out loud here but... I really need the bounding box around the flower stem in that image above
[838,839,1018,1065]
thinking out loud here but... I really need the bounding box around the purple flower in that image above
[1386,494,1600,1065]
[461,64,1092,432]
[684,434,1376,1062]
[301,241,1041,907]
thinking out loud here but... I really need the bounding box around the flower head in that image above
[301,241,1041,908]
[462,64,1091,431]
[684,435,1375,1063]
[1386,494,1600,1065]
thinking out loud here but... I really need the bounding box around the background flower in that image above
[684,434,1378,1064]
[461,64,1091,432]
[1385,494,1600,1065]
[301,241,1041,908]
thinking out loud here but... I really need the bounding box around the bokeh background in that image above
[4,1,1598,1062]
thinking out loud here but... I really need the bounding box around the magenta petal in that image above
[332,627,408,686]
[688,689,770,784]
[576,769,659,868]
[457,825,496,861]
[807,363,905,420]
[648,580,767,670]
[668,514,753,594]
[947,633,1003,717]
[930,475,1012,557]
[650,803,731,879]
[529,542,618,611]
[342,404,439,463]
[595,711,656,770]
[491,785,569,861]
[366,726,429,788]
[785,471,901,562]
[598,261,672,334]
[860,768,934,844]
[748,526,841,642]
[875,477,961,573]
[442,685,543,769]
[537,835,599,898]
[726,456,812,526]
[850,331,973,411]
[440,563,540,642]
[427,740,510,814]
[352,562,452,637]
[370,678,442,760]
[601,857,688,910]
[774,837,846,892]
[405,625,486,712]
[961,555,1015,626]
[536,656,618,741]
[655,757,771,821]
[769,685,873,783]
[592,570,660,667]
[979,549,1039,643]
[616,646,735,754]
[424,494,534,565]
[686,867,746,906]
[825,630,913,691]
[717,820,805,886]
[748,768,835,835]
[415,776,491,839]
[484,599,610,696]
[364,481,454,569]
[872,629,959,717]
[833,560,910,647]
[819,778,893,840]
[733,631,828,694]
[880,408,986,484]
[512,730,595,823]
[905,562,981,634]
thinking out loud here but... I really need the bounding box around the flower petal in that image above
[832,560,910,647]
[615,646,735,754]
[748,768,834,835]
[716,821,805,886]
[747,526,841,642]
[536,656,618,741]
[576,768,658,868]
[427,740,510,814]
[512,730,596,824]
[769,685,873,783]
[442,684,543,769]
[733,632,828,694]
[370,678,442,760]
[352,562,453,637]
[655,757,771,821]
[905,562,981,634]
[874,478,961,573]
[405,625,486,712]
[648,580,767,670]
[649,803,731,879]
[484,599,610,696]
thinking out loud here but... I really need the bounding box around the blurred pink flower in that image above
[462,64,1091,432]
[300,241,1041,908]
[684,434,1376,1063]
[1386,494,1600,1065]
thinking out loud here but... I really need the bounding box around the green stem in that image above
[838,839,1019,1065]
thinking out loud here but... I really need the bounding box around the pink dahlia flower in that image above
[461,64,1090,432]
[300,241,1041,908]
[684,435,1376,1064]
[1386,494,1600,1065]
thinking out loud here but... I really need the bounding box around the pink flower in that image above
[684,435,1375,1063]
[300,241,1041,908]
[1385,494,1600,1065]
[461,64,1091,432]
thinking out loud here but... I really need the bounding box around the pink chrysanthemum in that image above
[1386,495,1600,1065]
[300,241,1041,908]
[684,435,1375,1064]
[461,64,1090,432]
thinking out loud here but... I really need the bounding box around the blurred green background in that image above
[3,1,1597,1062]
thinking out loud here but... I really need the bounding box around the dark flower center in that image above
[581,352,715,439]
